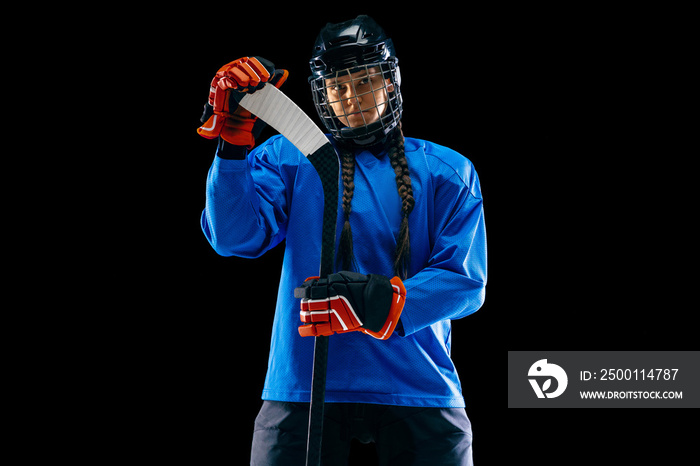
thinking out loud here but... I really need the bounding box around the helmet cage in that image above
[309,58,402,144]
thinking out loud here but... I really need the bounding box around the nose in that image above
[341,88,361,107]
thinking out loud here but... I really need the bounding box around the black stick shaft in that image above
[305,143,339,466]
[305,335,328,466]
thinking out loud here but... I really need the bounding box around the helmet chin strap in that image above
[350,133,383,147]
[336,121,402,155]
[337,114,401,147]
[338,126,385,148]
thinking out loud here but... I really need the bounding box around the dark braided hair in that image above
[338,146,357,273]
[337,125,415,279]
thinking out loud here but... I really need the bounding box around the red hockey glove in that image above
[197,56,289,148]
[294,271,406,340]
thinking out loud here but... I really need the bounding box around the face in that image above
[324,67,395,128]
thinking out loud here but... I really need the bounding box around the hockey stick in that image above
[238,85,338,466]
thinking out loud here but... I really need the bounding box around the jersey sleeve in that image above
[398,160,487,337]
[201,136,289,258]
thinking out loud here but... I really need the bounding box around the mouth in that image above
[347,110,370,119]
[343,110,376,126]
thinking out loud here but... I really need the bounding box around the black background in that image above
[96,4,693,464]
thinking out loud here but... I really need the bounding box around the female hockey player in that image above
[198,15,486,466]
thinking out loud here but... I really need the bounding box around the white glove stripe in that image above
[200,115,217,131]
[300,295,363,330]
[392,285,401,303]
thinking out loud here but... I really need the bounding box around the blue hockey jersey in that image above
[202,135,486,408]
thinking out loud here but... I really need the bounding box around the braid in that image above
[338,145,357,271]
[387,125,414,278]
[335,126,414,279]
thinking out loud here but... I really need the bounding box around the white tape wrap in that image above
[239,85,329,157]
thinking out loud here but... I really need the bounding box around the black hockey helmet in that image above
[309,15,403,145]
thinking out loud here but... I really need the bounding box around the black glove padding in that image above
[295,271,394,333]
